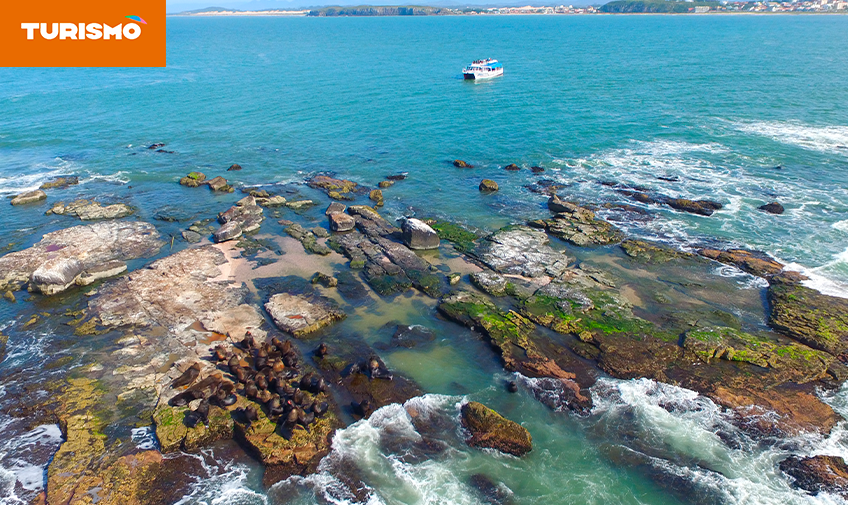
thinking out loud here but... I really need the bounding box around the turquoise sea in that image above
[2,14,848,505]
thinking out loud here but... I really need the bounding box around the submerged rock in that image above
[228,163,243,171]
[460,401,532,457]
[619,190,723,216]
[780,455,848,498]
[401,218,440,250]
[285,224,332,255]
[265,293,346,338]
[307,175,358,195]
[759,201,785,215]
[47,199,134,220]
[621,240,696,264]
[0,221,162,294]
[698,248,785,279]
[503,164,521,171]
[10,189,47,205]
[40,176,79,190]
[453,159,472,168]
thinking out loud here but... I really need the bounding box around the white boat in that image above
[463,58,503,80]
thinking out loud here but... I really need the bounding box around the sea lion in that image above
[237,405,259,425]
[255,356,268,371]
[268,397,284,417]
[293,388,307,406]
[228,356,241,374]
[315,343,329,358]
[282,352,298,368]
[185,399,210,428]
[312,401,328,417]
[272,360,286,373]
[297,408,314,430]
[351,399,371,417]
[213,345,230,362]
[215,387,237,407]
[169,389,203,407]
[244,381,258,399]
[284,407,298,427]
[257,389,272,404]
[255,374,269,391]
[170,363,202,389]
[240,334,255,350]
[369,357,393,381]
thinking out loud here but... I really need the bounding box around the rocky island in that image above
[1,165,847,504]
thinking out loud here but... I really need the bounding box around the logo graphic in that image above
[1,0,165,67]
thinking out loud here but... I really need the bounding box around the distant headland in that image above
[173,1,848,16]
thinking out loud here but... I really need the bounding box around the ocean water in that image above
[1,14,848,505]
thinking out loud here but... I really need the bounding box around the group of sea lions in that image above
[168,331,401,432]
[168,333,330,433]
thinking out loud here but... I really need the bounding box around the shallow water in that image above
[1,14,848,505]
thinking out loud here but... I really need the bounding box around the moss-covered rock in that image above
[438,291,578,382]
[768,277,848,355]
[683,327,833,383]
[235,397,341,480]
[621,239,696,264]
[423,219,479,253]
[460,401,532,457]
[153,402,235,453]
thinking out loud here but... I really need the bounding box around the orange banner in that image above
[0,0,166,67]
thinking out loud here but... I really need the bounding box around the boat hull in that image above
[462,69,503,80]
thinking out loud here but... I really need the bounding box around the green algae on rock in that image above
[768,276,848,355]
[683,326,833,383]
[460,401,532,457]
[621,239,698,264]
[424,219,480,253]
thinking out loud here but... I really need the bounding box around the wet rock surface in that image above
[10,189,47,205]
[460,401,532,456]
[0,221,163,294]
[530,199,624,246]
[768,275,848,355]
[780,455,848,497]
[471,226,570,278]
[699,248,786,279]
[265,293,346,338]
[47,200,135,220]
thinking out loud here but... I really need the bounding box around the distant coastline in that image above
[170,3,848,16]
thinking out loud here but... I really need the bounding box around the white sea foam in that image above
[590,377,848,505]
[130,426,158,451]
[734,120,848,156]
[172,449,267,505]
[0,423,63,504]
